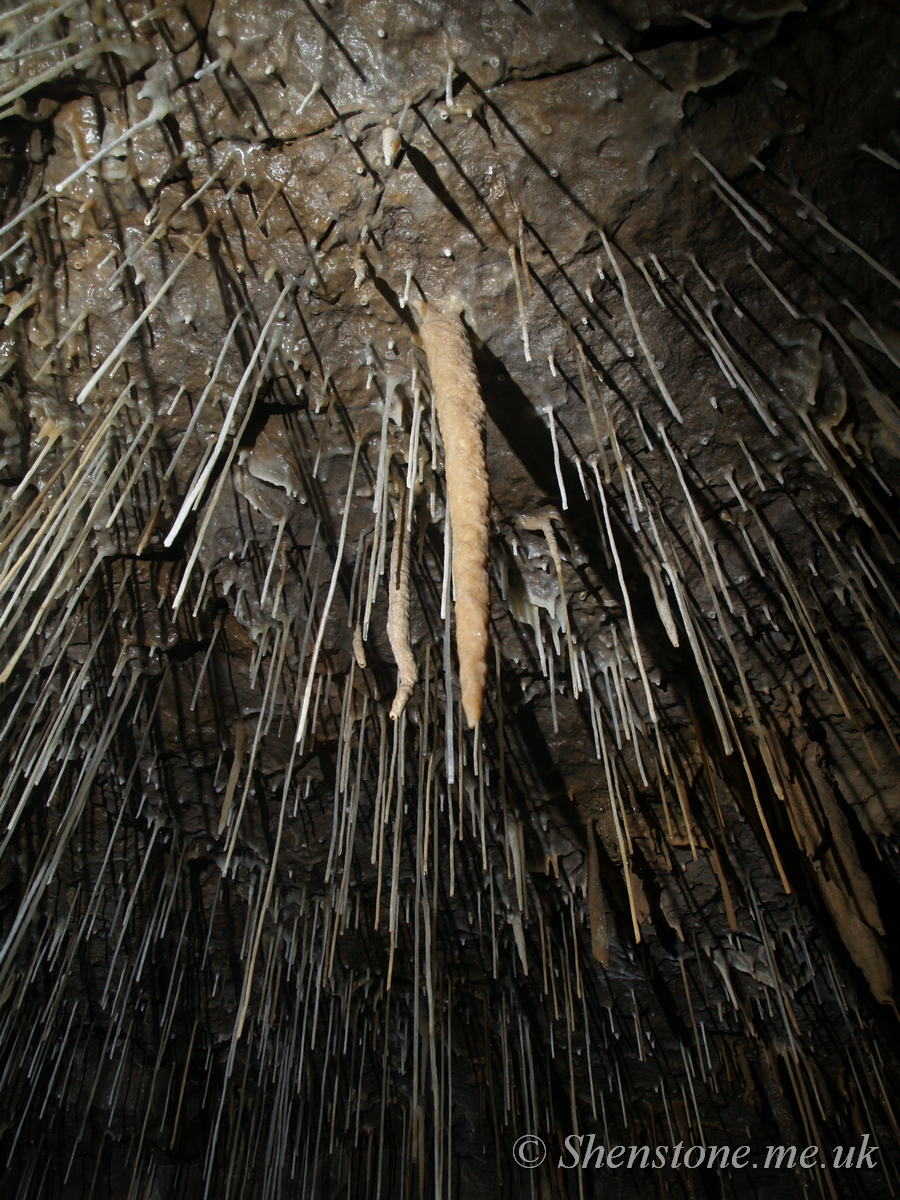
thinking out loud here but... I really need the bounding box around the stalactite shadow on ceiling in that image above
[1,0,900,1197]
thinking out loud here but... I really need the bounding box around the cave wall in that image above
[2,1,900,1197]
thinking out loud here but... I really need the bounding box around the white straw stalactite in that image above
[0,4,900,1198]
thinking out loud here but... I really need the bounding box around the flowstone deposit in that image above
[2,1,900,1198]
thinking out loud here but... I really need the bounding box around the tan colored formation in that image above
[387,493,417,720]
[585,820,609,967]
[420,306,491,727]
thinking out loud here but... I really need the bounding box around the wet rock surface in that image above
[2,1,900,1197]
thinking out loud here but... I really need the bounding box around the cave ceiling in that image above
[2,1,900,1197]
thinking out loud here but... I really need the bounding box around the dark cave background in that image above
[2,1,900,1197]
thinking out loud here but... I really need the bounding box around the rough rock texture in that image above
[2,1,900,1198]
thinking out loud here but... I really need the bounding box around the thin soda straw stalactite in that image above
[1,7,900,1199]
[165,280,295,547]
[294,441,362,750]
[600,230,683,424]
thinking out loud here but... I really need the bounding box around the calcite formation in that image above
[1,2,900,1198]
[419,303,491,728]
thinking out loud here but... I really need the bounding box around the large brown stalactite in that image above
[2,2,900,1198]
